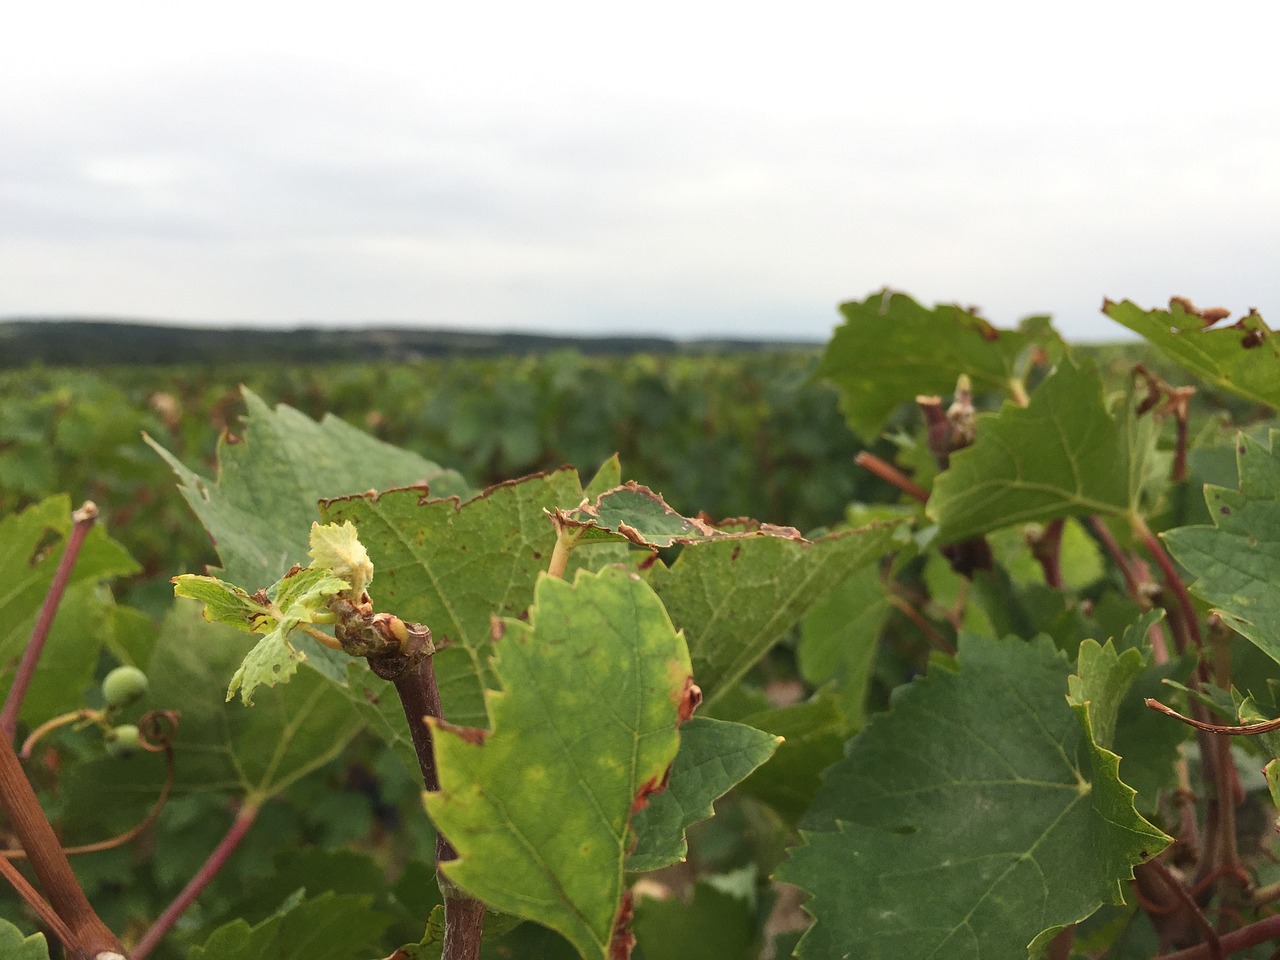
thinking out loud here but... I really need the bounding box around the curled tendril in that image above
[3,710,182,860]
[1145,698,1280,736]
[138,709,181,751]
[20,708,105,759]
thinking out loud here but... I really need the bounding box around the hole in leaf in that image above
[28,527,63,567]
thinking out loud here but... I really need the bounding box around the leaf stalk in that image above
[0,501,99,738]
[132,799,262,960]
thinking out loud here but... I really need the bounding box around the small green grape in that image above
[105,724,141,758]
[101,665,149,708]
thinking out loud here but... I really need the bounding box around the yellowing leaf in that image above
[426,567,695,959]
[308,521,373,597]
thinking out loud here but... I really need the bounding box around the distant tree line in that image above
[0,319,814,367]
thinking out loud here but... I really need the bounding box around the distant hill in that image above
[0,319,817,368]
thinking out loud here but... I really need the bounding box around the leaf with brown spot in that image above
[648,522,903,704]
[1105,299,1280,410]
[425,567,691,959]
[819,289,1062,438]
[554,482,804,549]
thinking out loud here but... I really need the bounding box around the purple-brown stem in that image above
[1159,914,1280,960]
[1045,924,1074,960]
[1087,516,1172,660]
[1088,516,1140,600]
[1144,858,1224,960]
[0,854,80,953]
[370,649,484,960]
[916,396,951,470]
[132,800,261,959]
[853,452,930,505]
[0,720,122,958]
[1172,392,1192,484]
[887,593,956,657]
[1135,519,1203,654]
[1,502,98,740]
[1145,700,1280,737]
[1028,519,1065,590]
[442,894,487,960]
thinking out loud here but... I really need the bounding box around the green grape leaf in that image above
[648,522,901,705]
[1112,655,1191,812]
[797,563,891,730]
[308,520,373,596]
[1068,640,1146,751]
[1163,430,1280,665]
[147,389,469,688]
[783,633,1169,960]
[628,716,781,872]
[556,482,803,548]
[175,567,349,704]
[928,360,1160,544]
[145,387,468,590]
[145,601,364,800]
[321,468,588,725]
[0,920,49,960]
[1104,299,1280,410]
[818,289,1061,438]
[0,494,139,666]
[172,574,275,630]
[425,567,695,960]
[189,891,390,960]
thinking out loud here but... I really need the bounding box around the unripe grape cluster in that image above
[101,665,149,708]
[100,665,150,758]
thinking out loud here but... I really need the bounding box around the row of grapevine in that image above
[2,292,1280,960]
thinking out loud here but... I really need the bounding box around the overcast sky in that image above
[3,2,1277,342]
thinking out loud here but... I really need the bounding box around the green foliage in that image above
[818,289,1060,438]
[648,523,900,705]
[1105,299,1280,410]
[795,563,890,729]
[141,602,363,801]
[632,882,756,960]
[147,388,468,590]
[1068,640,1146,750]
[190,891,391,960]
[175,565,350,704]
[783,634,1169,960]
[1163,429,1280,665]
[0,919,49,959]
[6,294,1280,960]
[322,469,592,725]
[0,494,138,664]
[425,568,692,959]
[928,360,1161,543]
[628,717,780,872]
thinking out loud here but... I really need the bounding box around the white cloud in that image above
[2,1,1278,340]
